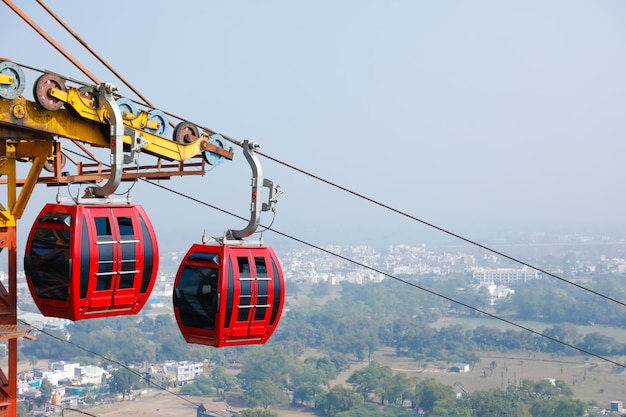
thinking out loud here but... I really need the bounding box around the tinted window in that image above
[175,265,219,330]
[255,256,267,276]
[269,256,282,326]
[95,217,112,236]
[238,256,250,275]
[118,216,134,236]
[95,217,113,291]
[254,256,268,321]
[139,215,155,293]
[118,216,136,289]
[27,220,71,302]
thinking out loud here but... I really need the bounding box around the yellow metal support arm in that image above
[0,96,234,162]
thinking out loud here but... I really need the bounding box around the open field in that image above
[27,315,626,415]
[368,347,626,408]
[55,389,316,417]
[432,315,626,344]
[72,344,626,417]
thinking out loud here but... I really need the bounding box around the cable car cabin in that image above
[173,244,285,347]
[24,203,159,321]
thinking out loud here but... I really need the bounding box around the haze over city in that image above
[3,1,626,253]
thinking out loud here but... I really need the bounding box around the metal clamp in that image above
[225,140,281,241]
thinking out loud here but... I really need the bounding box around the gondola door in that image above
[229,248,274,342]
[87,207,140,315]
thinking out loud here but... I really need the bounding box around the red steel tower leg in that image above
[0,140,50,417]
[0,227,18,417]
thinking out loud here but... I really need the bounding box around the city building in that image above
[473,267,542,284]
[163,361,203,383]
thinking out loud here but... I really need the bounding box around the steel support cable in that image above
[63,142,626,368]
[2,0,100,85]
[256,151,626,310]
[17,319,203,409]
[136,177,626,369]
[36,0,154,109]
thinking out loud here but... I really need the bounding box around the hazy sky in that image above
[3,1,626,252]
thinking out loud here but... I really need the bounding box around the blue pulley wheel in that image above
[203,134,226,166]
[145,109,170,137]
[0,61,26,99]
[115,97,138,118]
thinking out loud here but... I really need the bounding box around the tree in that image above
[305,356,339,385]
[468,389,531,417]
[27,356,38,367]
[335,402,416,416]
[109,368,137,400]
[316,385,362,417]
[530,397,587,417]
[17,401,28,417]
[580,332,621,356]
[243,380,289,409]
[239,409,278,417]
[36,378,53,410]
[238,345,296,389]
[543,324,581,353]
[383,372,414,407]
[430,397,471,417]
[347,362,393,403]
[212,366,239,399]
[180,375,215,396]
[413,379,455,412]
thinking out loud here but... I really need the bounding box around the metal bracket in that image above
[85,82,124,198]
[225,140,281,241]
[123,127,147,165]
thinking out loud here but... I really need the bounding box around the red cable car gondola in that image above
[24,203,159,320]
[173,139,285,347]
[172,243,285,347]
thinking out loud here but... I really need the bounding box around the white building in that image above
[74,365,108,385]
[162,361,203,383]
[473,267,542,284]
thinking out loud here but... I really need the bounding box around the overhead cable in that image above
[18,319,202,408]
[257,150,626,310]
[140,176,626,369]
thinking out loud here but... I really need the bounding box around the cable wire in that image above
[140,177,626,369]
[257,150,626,310]
[47,75,626,369]
[61,127,626,369]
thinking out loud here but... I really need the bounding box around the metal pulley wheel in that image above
[33,73,67,111]
[203,134,227,166]
[116,97,138,118]
[145,109,170,137]
[173,121,199,144]
[78,86,100,109]
[0,61,26,99]
[43,151,67,173]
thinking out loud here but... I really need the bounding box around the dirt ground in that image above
[57,390,316,417]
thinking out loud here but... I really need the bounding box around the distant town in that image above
[4,230,626,414]
[8,230,626,320]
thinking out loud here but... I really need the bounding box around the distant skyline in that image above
[3,1,626,254]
